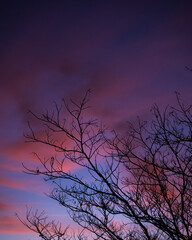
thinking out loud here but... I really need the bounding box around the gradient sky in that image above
[0,1,192,239]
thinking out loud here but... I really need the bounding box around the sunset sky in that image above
[0,1,192,239]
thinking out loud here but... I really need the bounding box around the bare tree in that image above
[16,208,82,240]
[20,91,192,240]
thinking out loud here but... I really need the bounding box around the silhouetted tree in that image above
[19,91,192,240]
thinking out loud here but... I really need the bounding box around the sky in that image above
[0,0,192,239]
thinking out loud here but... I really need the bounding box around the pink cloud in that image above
[0,169,49,195]
[0,216,32,234]
[0,202,16,212]
[0,127,80,172]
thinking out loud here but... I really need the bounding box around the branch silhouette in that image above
[18,91,192,240]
